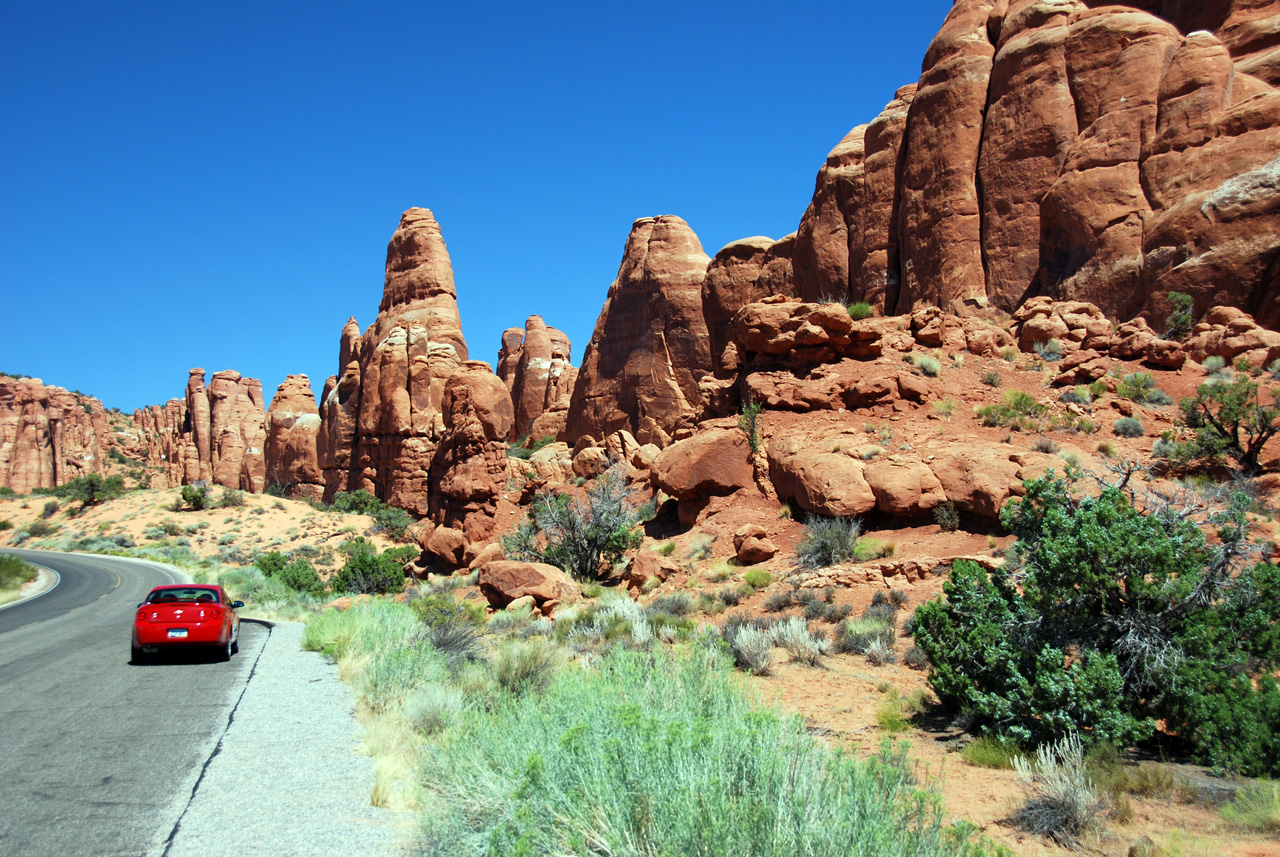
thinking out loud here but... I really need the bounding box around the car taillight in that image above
[207,608,221,620]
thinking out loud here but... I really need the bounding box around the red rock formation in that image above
[317,318,363,501]
[265,374,323,502]
[780,0,1280,327]
[339,208,470,515]
[563,216,713,447]
[502,316,578,440]
[428,362,515,545]
[0,376,111,493]
[702,237,795,377]
[207,371,267,493]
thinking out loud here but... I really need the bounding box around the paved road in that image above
[0,549,268,857]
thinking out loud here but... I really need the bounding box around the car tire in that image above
[219,636,233,662]
[231,629,239,655]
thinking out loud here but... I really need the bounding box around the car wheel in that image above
[231,629,239,655]
[219,636,233,662]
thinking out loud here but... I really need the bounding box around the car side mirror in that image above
[232,601,244,608]
[136,603,144,608]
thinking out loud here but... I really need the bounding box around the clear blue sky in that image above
[1,1,948,412]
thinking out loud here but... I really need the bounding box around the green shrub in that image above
[25,519,58,538]
[834,617,895,655]
[63,473,125,508]
[1113,417,1144,437]
[0,519,12,531]
[494,639,565,696]
[961,736,1020,769]
[738,399,764,455]
[657,541,676,556]
[909,354,941,377]
[254,550,289,577]
[934,501,960,532]
[847,301,874,321]
[795,516,861,569]
[853,537,895,561]
[1000,346,1020,362]
[503,467,644,580]
[219,488,245,508]
[332,540,406,595]
[180,483,211,511]
[977,390,1047,431]
[41,500,59,519]
[981,370,1001,388]
[743,568,772,589]
[1164,290,1194,341]
[1033,339,1064,363]
[914,472,1280,775]
[276,558,325,595]
[506,434,557,461]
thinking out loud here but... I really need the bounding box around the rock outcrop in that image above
[702,236,796,377]
[264,375,323,502]
[0,376,111,493]
[783,0,1280,327]
[324,208,470,516]
[501,316,577,440]
[563,216,713,448]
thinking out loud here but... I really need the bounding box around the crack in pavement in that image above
[159,621,274,857]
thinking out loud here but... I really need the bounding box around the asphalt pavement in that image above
[0,549,411,857]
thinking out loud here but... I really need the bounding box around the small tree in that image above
[1179,374,1280,474]
[503,466,644,580]
[738,399,764,455]
[65,473,125,508]
[332,539,405,595]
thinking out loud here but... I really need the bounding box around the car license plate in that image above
[168,629,188,638]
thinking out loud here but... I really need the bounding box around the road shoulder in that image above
[162,621,414,857]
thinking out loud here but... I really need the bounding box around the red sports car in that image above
[132,584,243,663]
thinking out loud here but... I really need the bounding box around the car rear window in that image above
[146,588,220,604]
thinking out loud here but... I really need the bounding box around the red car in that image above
[132,584,243,663]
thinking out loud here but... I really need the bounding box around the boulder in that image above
[477,561,580,609]
[767,435,877,518]
[653,428,754,500]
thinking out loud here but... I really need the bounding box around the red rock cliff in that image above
[0,376,111,493]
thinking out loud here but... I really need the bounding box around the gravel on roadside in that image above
[162,621,414,857]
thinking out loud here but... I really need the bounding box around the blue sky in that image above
[1,1,949,412]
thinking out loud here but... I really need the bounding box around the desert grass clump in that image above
[1219,780,1280,833]
[847,301,874,321]
[1033,339,1064,362]
[853,537,895,561]
[776,617,828,666]
[961,737,1021,769]
[1000,346,1020,362]
[1031,437,1059,454]
[934,501,960,532]
[795,515,861,569]
[402,684,465,735]
[981,369,1002,387]
[834,617,895,655]
[909,353,942,377]
[743,568,771,589]
[1009,733,1106,847]
[494,638,565,697]
[763,590,793,613]
[416,647,989,857]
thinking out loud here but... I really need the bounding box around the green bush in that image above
[977,390,1047,431]
[180,483,211,511]
[1033,340,1063,363]
[913,472,1280,774]
[41,500,60,518]
[1164,290,1194,341]
[254,550,289,577]
[909,354,941,377]
[743,568,771,589]
[503,467,644,580]
[0,519,12,531]
[276,558,325,595]
[63,473,125,508]
[328,489,415,541]
[847,301,874,321]
[981,370,1001,388]
[332,540,407,595]
[795,516,861,569]
[25,519,59,538]
[738,399,764,455]
[1112,417,1144,437]
[219,488,245,508]
[1178,373,1280,474]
